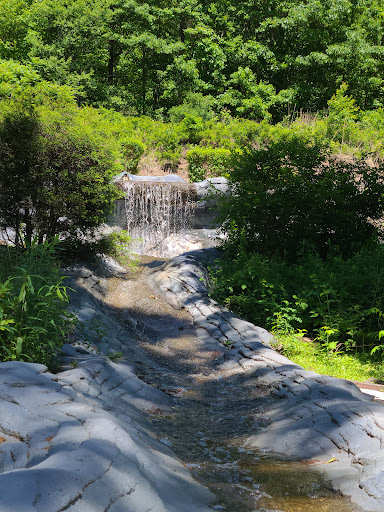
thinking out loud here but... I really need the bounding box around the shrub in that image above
[157,148,182,170]
[219,138,384,259]
[90,230,138,267]
[151,122,185,151]
[181,114,204,144]
[0,91,119,247]
[210,242,384,355]
[121,137,146,173]
[326,83,359,144]
[186,147,232,182]
[168,92,215,123]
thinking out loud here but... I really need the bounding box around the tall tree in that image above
[0,89,119,246]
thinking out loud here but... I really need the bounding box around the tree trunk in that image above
[24,208,33,246]
[142,46,146,115]
[108,40,115,84]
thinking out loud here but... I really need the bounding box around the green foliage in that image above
[210,242,384,358]
[159,56,202,110]
[121,138,146,173]
[107,351,123,362]
[216,68,276,120]
[0,0,29,60]
[0,91,119,246]
[180,114,204,144]
[168,92,215,123]
[0,59,40,96]
[271,332,384,382]
[60,229,138,268]
[91,230,138,267]
[2,0,384,116]
[0,238,72,367]
[326,83,360,146]
[186,146,232,182]
[157,148,182,171]
[219,138,384,259]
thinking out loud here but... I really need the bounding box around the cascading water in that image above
[122,181,197,257]
[107,175,229,258]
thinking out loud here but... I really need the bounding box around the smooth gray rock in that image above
[0,272,215,512]
[195,177,230,200]
[0,359,214,512]
[148,249,384,511]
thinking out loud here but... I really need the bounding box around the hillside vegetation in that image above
[1,0,384,117]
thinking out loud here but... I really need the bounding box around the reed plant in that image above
[0,237,72,367]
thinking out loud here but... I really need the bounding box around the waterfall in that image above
[122,181,197,257]
[108,176,229,258]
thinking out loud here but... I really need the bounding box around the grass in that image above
[209,241,384,383]
[0,238,72,367]
[272,333,384,382]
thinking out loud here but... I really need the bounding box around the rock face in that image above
[0,266,214,512]
[2,248,384,511]
[147,248,384,512]
[194,177,230,202]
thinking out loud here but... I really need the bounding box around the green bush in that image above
[186,147,232,182]
[90,230,138,267]
[0,91,119,247]
[210,242,384,355]
[219,138,384,259]
[157,148,182,170]
[0,238,72,367]
[181,114,204,144]
[326,83,360,145]
[121,137,146,173]
[168,92,215,123]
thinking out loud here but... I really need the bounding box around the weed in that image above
[209,241,384,377]
[0,237,71,367]
[107,351,123,362]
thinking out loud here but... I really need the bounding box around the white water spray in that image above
[122,181,196,257]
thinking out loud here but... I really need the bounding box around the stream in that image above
[94,256,361,512]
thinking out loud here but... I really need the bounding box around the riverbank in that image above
[0,251,383,511]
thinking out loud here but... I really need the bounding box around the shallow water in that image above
[102,260,361,512]
[149,371,359,512]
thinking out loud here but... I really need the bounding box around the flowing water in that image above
[122,181,196,257]
[101,264,362,512]
[106,179,364,510]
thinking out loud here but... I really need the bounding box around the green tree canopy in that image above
[1,0,384,118]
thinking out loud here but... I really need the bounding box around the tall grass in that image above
[0,237,72,367]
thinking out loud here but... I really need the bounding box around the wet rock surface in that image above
[0,262,214,512]
[0,249,383,511]
[147,249,384,512]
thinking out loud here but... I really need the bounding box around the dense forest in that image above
[1,0,384,118]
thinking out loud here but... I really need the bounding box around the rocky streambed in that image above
[0,250,383,511]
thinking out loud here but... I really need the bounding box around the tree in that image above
[0,0,30,60]
[1,0,384,116]
[216,66,276,119]
[219,137,384,260]
[0,90,119,247]
[25,0,113,104]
